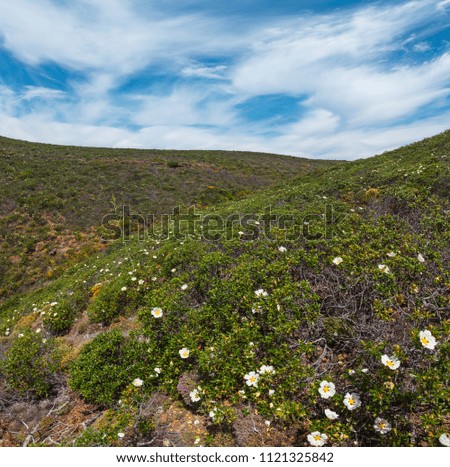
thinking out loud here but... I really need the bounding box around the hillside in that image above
[0,131,449,447]
[0,136,337,300]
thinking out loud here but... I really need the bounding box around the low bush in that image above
[1,328,61,398]
[69,330,153,405]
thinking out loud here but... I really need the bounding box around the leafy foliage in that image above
[1,328,61,398]
[1,130,450,446]
[68,330,153,405]
[0,135,334,300]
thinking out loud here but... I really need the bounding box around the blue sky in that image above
[0,0,450,159]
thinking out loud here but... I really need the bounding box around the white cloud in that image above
[305,54,450,126]
[0,0,250,76]
[22,86,66,100]
[0,0,449,159]
[437,0,450,10]
[130,85,239,127]
[0,85,19,114]
[2,98,450,160]
[413,41,432,52]
[181,64,228,80]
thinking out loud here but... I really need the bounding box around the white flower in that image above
[154,367,161,375]
[387,251,397,258]
[381,355,401,370]
[348,369,355,375]
[251,306,262,314]
[179,347,190,359]
[35,328,41,334]
[50,302,58,306]
[18,333,24,338]
[419,330,437,350]
[238,231,244,236]
[265,420,271,426]
[151,277,157,281]
[417,253,425,263]
[332,257,343,265]
[255,289,268,297]
[244,371,260,387]
[307,431,328,447]
[258,365,275,375]
[362,368,369,373]
[374,417,392,434]
[325,409,339,420]
[439,433,450,447]
[269,389,275,396]
[194,438,200,445]
[278,246,287,253]
[318,381,336,399]
[171,268,176,273]
[132,378,143,387]
[138,279,144,285]
[190,389,201,402]
[131,277,137,281]
[118,432,125,438]
[378,264,390,274]
[193,419,200,426]
[181,284,188,291]
[151,307,163,318]
[121,286,127,292]
[343,393,361,410]
[209,408,217,419]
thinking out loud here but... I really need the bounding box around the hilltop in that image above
[0,136,337,300]
[0,131,449,447]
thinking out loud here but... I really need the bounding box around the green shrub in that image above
[1,328,61,398]
[87,280,129,325]
[69,330,153,405]
[43,301,78,335]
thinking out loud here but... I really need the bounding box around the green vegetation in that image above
[0,131,449,447]
[0,135,335,300]
[1,328,61,398]
[69,330,151,405]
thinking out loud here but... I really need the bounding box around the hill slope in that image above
[0,136,337,300]
[0,131,449,447]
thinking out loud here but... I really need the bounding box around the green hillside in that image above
[0,131,449,447]
[0,136,336,300]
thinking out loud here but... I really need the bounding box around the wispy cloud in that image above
[181,64,228,80]
[22,86,66,100]
[0,0,449,159]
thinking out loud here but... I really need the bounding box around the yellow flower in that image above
[307,432,328,447]
[318,380,336,399]
[244,371,260,387]
[151,307,163,318]
[179,348,190,359]
[343,392,361,410]
[374,417,391,434]
[419,330,437,350]
[381,354,400,370]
